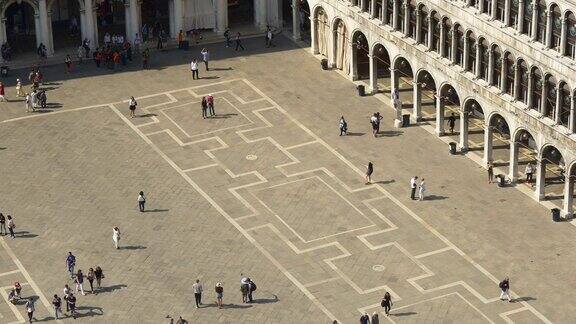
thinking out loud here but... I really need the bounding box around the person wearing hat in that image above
[215,282,223,308]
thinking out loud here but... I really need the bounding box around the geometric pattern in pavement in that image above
[109,79,551,324]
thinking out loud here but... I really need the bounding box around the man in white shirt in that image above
[190,59,199,80]
[192,279,203,308]
[200,48,209,71]
[410,176,418,200]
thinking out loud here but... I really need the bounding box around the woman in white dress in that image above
[113,227,121,249]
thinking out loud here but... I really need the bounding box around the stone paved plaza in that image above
[0,35,574,323]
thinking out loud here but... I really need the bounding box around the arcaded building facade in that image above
[306,0,576,216]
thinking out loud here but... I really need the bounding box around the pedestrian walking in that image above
[25,297,35,323]
[381,291,393,316]
[7,215,15,239]
[129,96,137,118]
[235,32,245,51]
[63,285,71,312]
[360,312,370,324]
[14,282,22,299]
[25,93,32,112]
[499,277,512,302]
[87,268,95,293]
[138,191,146,212]
[339,116,347,136]
[113,227,121,249]
[201,96,208,118]
[0,213,6,235]
[95,266,104,289]
[371,311,379,324]
[0,81,6,101]
[418,179,426,201]
[525,162,534,187]
[67,293,77,319]
[192,279,203,308]
[487,161,494,183]
[201,48,210,71]
[16,79,24,97]
[224,28,231,47]
[207,94,215,116]
[447,112,456,134]
[247,278,256,302]
[66,252,76,278]
[65,55,72,73]
[365,162,373,184]
[410,176,418,200]
[75,269,86,295]
[191,59,199,80]
[52,294,62,319]
[265,26,274,47]
[370,113,379,137]
[215,282,223,309]
[240,276,249,303]
[142,49,150,69]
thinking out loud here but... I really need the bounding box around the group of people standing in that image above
[0,212,16,238]
[189,275,257,311]
[201,94,215,118]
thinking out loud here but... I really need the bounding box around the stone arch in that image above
[1,0,39,17]
[372,42,391,85]
[332,17,349,74]
[46,0,85,51]
[1,0,41,54]
[351,29,369,80]
[313,5,329,56]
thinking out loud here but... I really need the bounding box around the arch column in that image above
[351,42,359,80]
[500,57,507,92]
[46,10,54,55]
[403,3,409,36]
[38,0,53,55]
[491,0,498,20]
[255,0,268,30]
[311,17,318,54]
[450,29,457,62]
[527,70,534,108]
[487,49,494,85]
[435,96,445,135]
[559,17,567,55]
[392,0,399,30]
[540,78,547,115]
[463,36,470,69]
[34,14,41,48]
[173,0,184,37]
[517,0,525,32]
[439,23,446,56]
[371,0,377,18]
[83,0,96,50]
[530,3,538,40]
[291,0,300,39]
[555,86,562,124]
[382,0,388,24]
[509,139,519,181]
[513,62,520,100]
[459,109,469,151]
[415,10,422,43]
[426,16,433,49]
[368,54,378,93]
[412,81,422,122]
[0,19,5,64]
[545,10,552,47]
[563,173,574,217]
[475,43,482,76]
[390,68,398,96]
[569,95,575,132]
[535,158,546,200]
[483,123,493,165]
[504,0,511,25]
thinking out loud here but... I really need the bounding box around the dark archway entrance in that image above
[373,43,390,90]
[352,30,369,80]
[437,83,460,135]
[141,0,169,33]
[4,1,37,56]
[96,0,126,45]
[50,0,82,51]
[229,0,255,28]
[417,70,437,123]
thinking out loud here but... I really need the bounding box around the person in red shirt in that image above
[0,81,5,101]
[113,51,121,70]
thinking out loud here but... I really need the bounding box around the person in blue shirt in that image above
[66,252,76,278]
